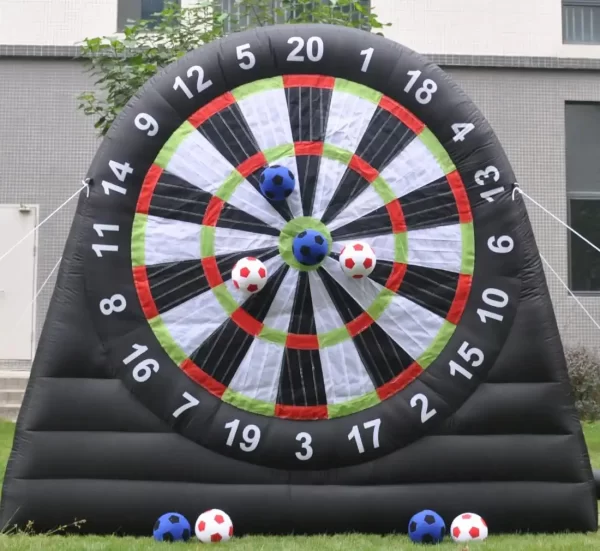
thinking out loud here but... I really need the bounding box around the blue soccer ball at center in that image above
[408,509,446,545]
[259,165,295,201]
[153,512,191,542]
[292,229,329,266]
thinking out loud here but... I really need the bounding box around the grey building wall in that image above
[0,56,599,370]
[0,58,99,370]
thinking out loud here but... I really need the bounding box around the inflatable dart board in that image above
[0,24,596,535]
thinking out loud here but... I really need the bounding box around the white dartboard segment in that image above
[144,215,201,266]
[379,136,445,198]
[407,224,463,273]
[308,271,376,404]
[321,257,444,360]
[228,268,298,402]
[324,90,378,154]
[236,88,294,152]
[209,226,280,258]
[166,130,287,230]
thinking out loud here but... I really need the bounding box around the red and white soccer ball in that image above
[231,257,268,294]
[195,508,234,543]
[450,512,488,542]
[339,241,377,279]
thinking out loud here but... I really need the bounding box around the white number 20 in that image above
[287,36,324,62]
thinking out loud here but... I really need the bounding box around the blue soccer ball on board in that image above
[408,509,446,544]
[153,512,191,542]
[292,229,329,266]
[259,164,295,201]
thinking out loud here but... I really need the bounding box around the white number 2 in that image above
[236,43,256,70]
[410,393,437,423]
[287,36,324,62]
[348,418,381,454]
[225,419,261,452]
[295,432,313,461]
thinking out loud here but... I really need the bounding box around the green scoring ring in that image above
[132,74,477,420]
[278,217,332,271]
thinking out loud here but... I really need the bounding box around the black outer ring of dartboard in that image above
[82,24,523,471]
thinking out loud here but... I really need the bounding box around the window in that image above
[118,0,181,31]
[566,103,600,292]
[563,1,600,44]
[219,0,371,33]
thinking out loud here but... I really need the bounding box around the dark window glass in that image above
[118,0,181,31]
[569,200,600,291]
[566,102,600,292]
[563,1,600,44]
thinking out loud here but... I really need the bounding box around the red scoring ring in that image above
[132,75,474,410]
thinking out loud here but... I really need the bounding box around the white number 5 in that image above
[236,43,256,70]
[295,432,313,460]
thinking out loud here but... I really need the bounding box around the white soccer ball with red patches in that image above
[231,257,268,294]
[450,512,488,542]
[339,241,376,279]
[194,509,233,543]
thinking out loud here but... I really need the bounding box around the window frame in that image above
[567,194,600,295]
[562,0,600,45]
[565,101,600,295]
[117,0,181,32]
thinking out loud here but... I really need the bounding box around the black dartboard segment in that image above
[78,24,525,472]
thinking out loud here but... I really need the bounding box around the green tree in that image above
[78,0,390,135]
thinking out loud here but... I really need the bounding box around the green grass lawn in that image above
[0,420,598,550]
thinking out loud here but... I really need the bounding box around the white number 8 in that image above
[99,294,126,316]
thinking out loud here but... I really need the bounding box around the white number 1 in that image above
[360,47,374,72]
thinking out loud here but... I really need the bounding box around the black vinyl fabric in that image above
[0,24,596,535]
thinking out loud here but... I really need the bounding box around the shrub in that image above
[565,346,600,421]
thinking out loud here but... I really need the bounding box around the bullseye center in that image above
[292,229,328,266]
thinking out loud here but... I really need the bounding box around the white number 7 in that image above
[172,392,199,418]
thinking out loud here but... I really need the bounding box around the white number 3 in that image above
[295,432,313,460]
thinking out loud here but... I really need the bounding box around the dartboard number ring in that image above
[83,25,522,470]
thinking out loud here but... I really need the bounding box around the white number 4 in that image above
[452,122,474,142]
[348,418,381,454]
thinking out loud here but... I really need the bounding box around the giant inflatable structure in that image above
[0,24,597,535]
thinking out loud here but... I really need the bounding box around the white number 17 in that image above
[348,418,381,454]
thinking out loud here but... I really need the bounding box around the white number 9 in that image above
[135,113,159,137]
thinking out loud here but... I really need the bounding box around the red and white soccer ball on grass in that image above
[195,508,234,543]
[339,241,377,279]
[450,512,488,542]
[231,257,268,294]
